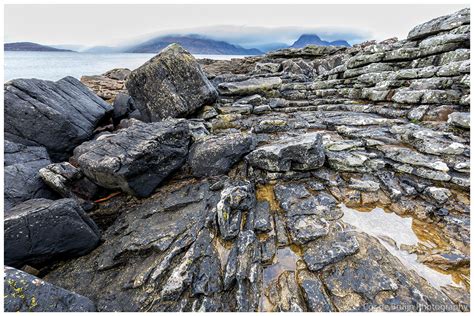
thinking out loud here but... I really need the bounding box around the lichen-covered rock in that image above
[188,132,255,177]
[247,133,325,172]
[4,140,56,211]
[5,76,112,161]
[73,120,190,197]
[4,198,100,267]
[4,266,96,312]
[126,44,217,122]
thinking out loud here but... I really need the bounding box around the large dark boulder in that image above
[4,266,96,312]
[4,140,56,211]
[4,198,101,268]
[5,76,113,161]
[188,132,256,177]
[126,44,218,122]
[73,120,191,197]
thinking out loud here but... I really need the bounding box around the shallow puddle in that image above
[340,204,460,290]
[259,246,302,312]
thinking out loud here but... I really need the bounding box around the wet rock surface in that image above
[4,9,471,312]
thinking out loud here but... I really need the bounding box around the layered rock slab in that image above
[126,44,218,122]
[4,198,100,268]
[4,266,96,312]
[5,76,112,161]
[73,120,190,197]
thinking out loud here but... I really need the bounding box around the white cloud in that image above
[4,4,468,47]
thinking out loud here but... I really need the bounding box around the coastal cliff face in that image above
[4,9,470,312]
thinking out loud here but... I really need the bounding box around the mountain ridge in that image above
[291,34,350,48]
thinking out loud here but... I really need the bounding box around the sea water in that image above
[4,51,248,82]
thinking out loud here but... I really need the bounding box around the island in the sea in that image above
[4,42,75,52]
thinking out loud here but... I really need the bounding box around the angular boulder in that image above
[246,132,325,172]
[5,76,113,161]
[126,44,218,122]
[188,132,255,177]
[4,140,56,211]
[73,120,190,197]
[4,198,101,267]
[4,266,96,312]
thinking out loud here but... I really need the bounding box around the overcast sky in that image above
[4,4,469,49]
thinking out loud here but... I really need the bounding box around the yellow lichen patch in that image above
[257,232,271,242]
[255,183,281,212]
[289,243,304,257]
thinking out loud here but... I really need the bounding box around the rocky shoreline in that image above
[4,8,470,312]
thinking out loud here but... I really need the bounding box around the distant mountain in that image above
[291,34,350,48]
[125,35,262,55]
[50,44,86,51]
[4,42,74,52]
[83,46,125,53]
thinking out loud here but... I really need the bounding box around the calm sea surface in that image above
[4,51,247,82]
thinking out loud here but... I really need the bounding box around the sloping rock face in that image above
[4,198,100,268]
[7,8,471,313]
[126,44,218,122]
[4,76,112,161]
[4,140,56,211]
[4,266,96,312]
[73,120,191,197]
